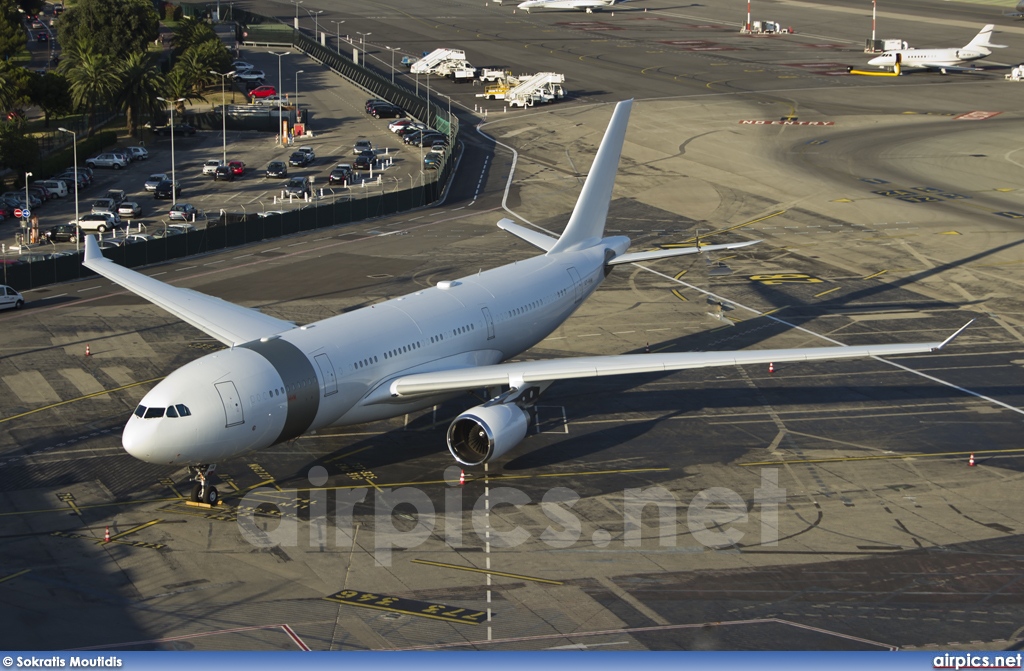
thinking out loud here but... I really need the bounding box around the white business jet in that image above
[83,100,969,504]
[517,0,630,13]
[1005,1,1024,19]
[867,24,1006,73]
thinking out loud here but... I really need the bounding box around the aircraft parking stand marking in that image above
[410,559,563,585]
[863,270,888,280]
[995,212,1024,219]
[0,376,165,425]
[50,530,166,551]
[742,447,1024,468]
[323,588,486,625]
[104,519,163,544]
[248,462,282,491]
[813,286,842,298]
[0,568,30,585]
[159,477,184,499]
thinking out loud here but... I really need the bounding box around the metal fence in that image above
[8,7,460,292]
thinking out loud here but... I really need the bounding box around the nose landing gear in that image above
[188,464,219,505]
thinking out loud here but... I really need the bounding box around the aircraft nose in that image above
[867,56,883,66]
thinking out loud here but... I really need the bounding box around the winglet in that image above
[934,319,974,351]
[83,234,102,267]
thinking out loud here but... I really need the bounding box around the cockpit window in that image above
[166,406,178,418]
[134,405,146,418]
[144,407,165,418]
[175,404,192,417]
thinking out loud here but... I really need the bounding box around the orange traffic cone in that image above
[104,526,110,543]
[459,470,465,486]
[85,344,91,356]
[768,362,775,374]
[968,453,975,467]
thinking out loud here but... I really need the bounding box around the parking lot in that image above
[1,49,451,258]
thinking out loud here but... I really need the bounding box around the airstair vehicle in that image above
[411,48,471,75]
[505,72,566,107]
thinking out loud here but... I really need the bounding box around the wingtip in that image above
[934,319,974,351]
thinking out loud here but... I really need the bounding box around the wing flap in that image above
[82,235,294,346]
[388,326,969,397]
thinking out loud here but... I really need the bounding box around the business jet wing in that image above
[82,235,294,346]
[386,322,971,397]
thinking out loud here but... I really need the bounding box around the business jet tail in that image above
[547,99,633,254]
[965,24,1007,52]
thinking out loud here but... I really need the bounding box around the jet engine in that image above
[447,403,530,466]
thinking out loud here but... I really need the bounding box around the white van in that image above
[37,180,68,198]
[0,285,24,310]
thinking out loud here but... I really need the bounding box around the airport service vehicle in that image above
[0,285,24,310]
[202,160,223,175]
[168,203,198,221]
[478,67,510,83]
[411,48,473,76]
[266,161,288,178]
[517,0,631,11]
[85,153,128,169]
[867,24,1006,73]
[81,99,969,506]
[145,174,169,191]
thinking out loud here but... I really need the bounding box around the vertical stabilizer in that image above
[965,24,1006,52]
[547,100,633,254]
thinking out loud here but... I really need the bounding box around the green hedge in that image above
[34,130,118,179]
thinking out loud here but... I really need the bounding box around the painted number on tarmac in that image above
[749,273,823,285]
[324,589,487,624]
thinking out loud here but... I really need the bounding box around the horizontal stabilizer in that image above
[608,240,759,266]
[497,218,557,252]
[82,235,294,346]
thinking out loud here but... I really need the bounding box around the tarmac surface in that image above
[2,0,1024,652]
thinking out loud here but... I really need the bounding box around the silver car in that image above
[117,201,142,217]
[144,173,169,191]
[85,153,128,169]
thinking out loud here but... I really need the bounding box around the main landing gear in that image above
[188,464,219,505]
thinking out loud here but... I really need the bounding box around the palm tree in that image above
[118,51,165,137]
[60,38,122,135]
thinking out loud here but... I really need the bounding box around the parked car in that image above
[37,180,68,198]
[105,189,126,205]
[168,223,197,234]
[257,210,286,219]
[202,159,223,175]
[288,150,313,167]
[236,69,266,82]
[0,204,11,220]
[266,161,288,178]
[371,104,404,119]
[117,201,142,217]
[232,60,255,72]
[430,141,447,154]
[123,146,149,161]
[365,98,390,112]
[283,176,310,197]
[153,180,181,200]
[144,173,169,191]
[228,160,245,176]
[44,223,81,243]
[353,153,374,170]
[168,203,198,221]
[249,86,277,99]
[251,95,282,106]
[328,164,353,185]
[91,198,117,216]
[3,192,41,208]
[416,132,447,147]
[0,285,24,311]
[397,124,429,138]
[28,185,52,202]
[297,146,315,160]
[85,153,128,169]
[213,165,234,181]
[353,139,373,155]
[151,123,196,136]
[73,212,122,233]
[389,119,415,133]
[423,154,442,170]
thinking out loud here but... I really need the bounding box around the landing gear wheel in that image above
[191,483,203,502]
[187,463,219,505]
[204,486,218,505]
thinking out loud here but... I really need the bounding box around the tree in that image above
[60,39,121,135]
[0,62,32,110]
[0,0,24,61]
[28,70,71,127]
[0,121,39,175]
[171,16,216,57]
[59,0,158,61]
[117,51,164,137]
[173,39,230,95]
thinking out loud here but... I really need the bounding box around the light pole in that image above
[23,171,31,245]
[386,46,398,83]
[210,69,235,164]
[57,127,79,252]
[294,69,303,108]
[157,96,186,205]
[330,20,345,54]
[357,31,371,65]
[290,0,303,29]
[305,9,323,43]
[269,51,291,147]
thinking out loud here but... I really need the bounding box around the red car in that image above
[250,85,277,99]
[228,160,245,176]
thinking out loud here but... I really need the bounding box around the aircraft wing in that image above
[82,235,294,346]
[386,322,971,397]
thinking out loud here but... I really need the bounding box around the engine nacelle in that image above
[447,403,530,466]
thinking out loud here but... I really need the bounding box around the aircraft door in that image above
[315,353,338,396]
[214,381,245,428]
[567,267,583,303]
[481,307,495,340]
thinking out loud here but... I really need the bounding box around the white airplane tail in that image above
[548,99,632,254]
[965,24,1006,53]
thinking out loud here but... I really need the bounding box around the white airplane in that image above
[867,24,1006,73]
[1004,1,1024,19]
[83,100,969,504]
[517,0,630,13]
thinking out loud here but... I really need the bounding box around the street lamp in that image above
[385,46,398,83]
[330,20,345,54]
[156,96,186,205]
[57,127,79,252]
[305,8,323,42]
[290,0,303,29]
[356,31,371,65]
[269,50,291,147]
[294,69,304,108]
[210,69,236,164]
[23,171,31,245]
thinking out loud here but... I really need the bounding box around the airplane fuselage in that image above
[867,47,988,69]
[123,240,624,466]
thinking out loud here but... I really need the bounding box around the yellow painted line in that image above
[0,568,30,585]
[832,198,853,203]
[0,496,181,518]
[411,559,564,585]
[940,231,962,235]
[814,286,841,298]
[740,447,1024,468]
[863,270,888,280]
[995,188,1014,192]
[641,66,661,75]
[669,210,786,246]
[322,597,481,624]
[59,495,83,517]
[106,519,162,542]
[0,376,165,424]
[671,289,688,302]
[324,445,375,463]
[674,270,687,279]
